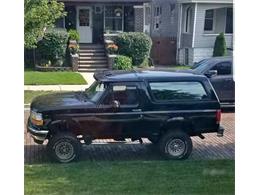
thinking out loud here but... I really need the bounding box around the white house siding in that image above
[193,3,233,48]
[150,0,178,37]
[177,2,233,65]
[178,48,194,65]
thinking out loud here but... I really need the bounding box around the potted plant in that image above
[106,43,118,54]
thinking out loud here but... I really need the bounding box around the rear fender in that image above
[160,117,193,135]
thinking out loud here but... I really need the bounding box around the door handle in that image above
[132,109,142,112]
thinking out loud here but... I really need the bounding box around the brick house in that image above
[54,0,151,71]
[54,0,233,70]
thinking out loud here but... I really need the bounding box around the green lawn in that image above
[173,65,192,69]
[24,71,87,85]
[25,160,234,195]
[24,91,59,104]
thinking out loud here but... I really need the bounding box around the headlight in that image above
[30,111,43,126]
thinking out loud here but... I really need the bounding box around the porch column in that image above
[134,5,144,32]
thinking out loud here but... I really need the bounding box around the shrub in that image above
[68,29,80,42]
[213,32,227,57]
[37,28,69,66]
[114,32,152,66]
[113,55,133,70]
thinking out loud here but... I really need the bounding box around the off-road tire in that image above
[158,131,192,160]
[47,133,82,163]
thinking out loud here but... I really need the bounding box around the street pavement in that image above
[24,111,234,164]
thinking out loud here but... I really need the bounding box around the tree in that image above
[24,0,66,49]
[213,32,227,57]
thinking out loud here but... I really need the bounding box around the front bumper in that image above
[27,121,49,143]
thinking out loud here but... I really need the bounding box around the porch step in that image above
[79,60,108,64]
[79,64,108,68]
[79,44,105,49]
[78,44,108,72]
[79,56,107,60]
[77,68,108,72]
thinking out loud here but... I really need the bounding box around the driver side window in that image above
[211,61,232,75]
[102,84,139,106]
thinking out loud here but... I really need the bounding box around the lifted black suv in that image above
[28,70,224,163]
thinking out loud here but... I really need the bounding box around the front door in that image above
[96,82,143,139]
[77,6,92,43]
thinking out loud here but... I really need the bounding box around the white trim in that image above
[133,5,144,9]
[143,4,145,32]
[184,6,192,33]
[177,0,233,4]
[192,3,197,47]
[177,3,182,49]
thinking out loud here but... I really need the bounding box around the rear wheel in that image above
[158,131,192,160]
[47,133,82,163]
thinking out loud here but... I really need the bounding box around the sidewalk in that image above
[24,72,95,91]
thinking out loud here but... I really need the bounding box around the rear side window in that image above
[211,61,232,75]
[149,81,208,101]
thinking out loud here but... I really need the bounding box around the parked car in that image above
[27,70,224,163]
[178,56,234,107]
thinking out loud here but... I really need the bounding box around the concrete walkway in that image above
[24,72,95,91]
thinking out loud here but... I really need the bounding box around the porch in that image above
[178,2,233,65]
[56,0,151,44]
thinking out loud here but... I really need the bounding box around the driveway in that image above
[24,111,234,164]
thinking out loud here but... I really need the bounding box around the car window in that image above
[102,84,139,106]
[149,81,208,101]
[211,61,232,75]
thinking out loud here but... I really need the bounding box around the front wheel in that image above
[47,133,82,163]
[158,131,192,160]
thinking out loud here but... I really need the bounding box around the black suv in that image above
[27,70,224,163]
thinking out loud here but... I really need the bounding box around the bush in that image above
[68,29,80,42]
[113,55,133,70]
[114,32,152,66]
[213,32,227,57]
[37,28,69,66]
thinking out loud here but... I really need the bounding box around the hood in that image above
[30,92,93,112]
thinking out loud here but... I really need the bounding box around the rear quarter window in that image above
[149,81,208,102]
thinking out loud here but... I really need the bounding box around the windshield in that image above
[85,81,106,102]
[193,59,214,73]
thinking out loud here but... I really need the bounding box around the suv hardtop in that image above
[28,70,224,163]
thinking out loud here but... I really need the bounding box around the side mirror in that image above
[205,70,218,78]
[111,100,120,109]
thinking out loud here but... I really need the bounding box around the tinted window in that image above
[103,85,138,106]
[149,82,208,101]
[204,9,214,31]
[211,61,232,75]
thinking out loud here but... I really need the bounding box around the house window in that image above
[104,5,123,32]
[225,8,233,33]
[204,9,214,31]
[170,3,175,24]
[185,7,192,33]
[154,6,162,30]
